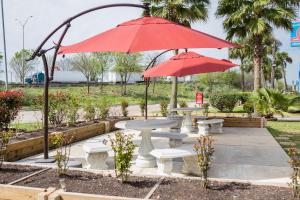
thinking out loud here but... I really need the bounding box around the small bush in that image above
[0,90,23,130]
[66,96,80,126]
[139,100,145,117]
[193,136,214,188]
[109,132,135,183]
[48,92,70,127]
[288,148,300,198]
[243,100,254,116]
[21,92,38,107]
[160,101,168,117]
[121,100,129,117]
[209,93,239,112]
[179,101,188,108]
[51,133,73,176]
[96,98,111,120]
[84,102,96,121]
[237,92,251,104]
[0,131,14,167]
[202,103,209,117]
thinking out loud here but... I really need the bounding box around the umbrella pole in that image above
[145,78,149,119]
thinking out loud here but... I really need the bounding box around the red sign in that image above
[196,92,203,104]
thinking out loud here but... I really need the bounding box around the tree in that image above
[228,39,252,91]
[71,53,96,94]
[10,49,38,83]
[275,51,292,92]
[143,0,210,109]
[112,53,142,95]
[92,52,112,91]
[216,0,299,91]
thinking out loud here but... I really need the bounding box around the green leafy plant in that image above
[243,100,254,117]
[0,90,23,130]
[51,133,73,176]
[160,101,168,117]
[84,101,96,121]
[109,132,135,183]
[179,101,188,108]
[66,96,80,126]
[209,93,239,113]
[121,100,129,117]
[288,148,300,199]
[0,131,14,168]
[202,103,209,117]
[193,135,214,188]
[96,98,111,120]
[48,92,70,127]
[139,100,145,117]
[251,88,288,118]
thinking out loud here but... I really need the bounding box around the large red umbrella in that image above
[59,16,236,54]
[144,51,237,77]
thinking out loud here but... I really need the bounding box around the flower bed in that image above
[1,117,129,162]
[0,164,293,200]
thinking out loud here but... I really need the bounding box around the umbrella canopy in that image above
[59,16,236,54]
[144,51,237,77]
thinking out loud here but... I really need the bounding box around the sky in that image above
[0,0,299,84]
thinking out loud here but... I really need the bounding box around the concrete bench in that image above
[152,132,187,148]
[82,142,110,170]
[197,119,224,135]
[150,147,197,175]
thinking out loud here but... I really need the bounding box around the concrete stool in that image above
[83,142,110,170]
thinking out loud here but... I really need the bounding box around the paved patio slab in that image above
[17,127,291,186]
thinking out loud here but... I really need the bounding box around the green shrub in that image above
[51,133,73,176]
[48,92,70,127]
[121,100,129,117]
[0,131,14,167]
[0,90,23,130]
[66,96,80,126]
[160,101,168,117]
[21,92,38,107]
[209,93,239,112]
[139,100,145,116]
[202,103,209,117]
[237,92,251,104]
[288,97,300,113]
[179,101,188,108]
[84,102,96,121]
[193,136,214,188]
[243,100,254,115]
[96,98,111,120]
[109,132,135,183]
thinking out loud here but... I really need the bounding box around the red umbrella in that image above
[59,16,236,54]
[144,51,237,77]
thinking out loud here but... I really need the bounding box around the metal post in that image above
[1,0,8,90]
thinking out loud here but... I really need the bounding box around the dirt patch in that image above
[152,178,292,200]
[0,164,42,184]
[16,169,157,198]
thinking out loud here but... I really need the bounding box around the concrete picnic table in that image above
[115,119,178,168]
[170,107,203,133]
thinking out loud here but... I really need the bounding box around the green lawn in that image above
[10,122,43,132]
[13,83,196,108]
[267,121,300,152]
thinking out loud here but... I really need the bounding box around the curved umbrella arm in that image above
[26,3,149,61]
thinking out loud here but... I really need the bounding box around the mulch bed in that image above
[16,169,157,198]
[0,164,42,184]
[152,178,292,200]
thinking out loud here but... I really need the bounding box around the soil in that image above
[152,178,293,200]
[0,164,42,184]
[10,116,124,143]
[16,169,157,198]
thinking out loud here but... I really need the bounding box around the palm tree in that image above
[216,0,298,91]
[275,51,292,92]
[143,0,210,109]
[228,39,251,91]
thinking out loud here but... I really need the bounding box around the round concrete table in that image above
[123,119,178,168]
[171,107,203,133]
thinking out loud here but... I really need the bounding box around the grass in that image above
[267,121,300,152]
[13,83,196,108]
[10,122,43,132]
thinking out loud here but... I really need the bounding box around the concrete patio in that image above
[17,127,291,187]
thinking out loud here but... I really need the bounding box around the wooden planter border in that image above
[3,118,129,162]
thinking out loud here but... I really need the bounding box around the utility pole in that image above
[15,16,33,84]
[1,0,8,90]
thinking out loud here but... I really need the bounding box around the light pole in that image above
[15,16,33,84]
[1,0,8,90]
